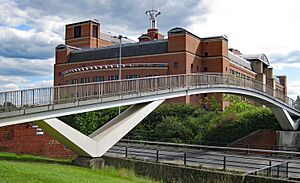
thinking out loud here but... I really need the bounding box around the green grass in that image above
[0,152,157,183]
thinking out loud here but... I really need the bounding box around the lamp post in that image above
[114,35,127,114]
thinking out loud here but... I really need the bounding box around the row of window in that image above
[174,62,208,72]
[74,25,98,38]
[66,75,143,84]
[229,69,251,80]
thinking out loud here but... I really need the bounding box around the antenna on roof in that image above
[145,9,161,29]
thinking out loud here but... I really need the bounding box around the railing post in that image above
[277,165,279,178]
[75,84,78,101]
[223,156,226,170]
[267,160,271,177]
[183,152,187,166]
[286,162,289,178]
[57,87,60,102]
[49,88,52,106]
[125,146,128,158]
[20,90,23,107]
[156,149,159,162]
[98,83,101,99]
[32,89,35,106]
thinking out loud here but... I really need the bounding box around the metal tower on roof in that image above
[145,9,161,29]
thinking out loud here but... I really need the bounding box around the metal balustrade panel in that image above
[0,74,299,118]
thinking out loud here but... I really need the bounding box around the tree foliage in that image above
[60,98,281,144]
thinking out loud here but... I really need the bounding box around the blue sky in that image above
[0,0,299,99]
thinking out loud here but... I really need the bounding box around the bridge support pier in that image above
[35,100,164,157]
[270,107,300,130]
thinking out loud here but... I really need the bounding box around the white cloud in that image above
[190,0,300,55]
[24,80,53,89]
[287,80,300,99]
[0,76,53,92]
[272,63,300,70]
[0,28,62,59]
[0,56,54,76]
[0,1,30,26]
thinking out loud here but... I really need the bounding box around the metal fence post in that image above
[49,88,52,106]
[268,161,271,177]
[156,149,159,162]
[184,152,187,166]
[32,89,35,106]
[20,90,23,107]
[223,156,226,170]
[98,83,101,99]
[286,162,289,178]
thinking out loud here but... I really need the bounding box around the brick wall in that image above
[0,124,75,158]
[229,129,277,150]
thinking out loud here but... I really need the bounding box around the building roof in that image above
[242,54,270,66]
[68,39,168,63]
[100,32,135,44]
[168,27,228,42]
[274,76,280,84]
[228,51,252,70]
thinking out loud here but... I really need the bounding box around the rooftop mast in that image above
[145,9,161,29]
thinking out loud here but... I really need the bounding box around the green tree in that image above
[60,107,124,135]
[154,116,193,143]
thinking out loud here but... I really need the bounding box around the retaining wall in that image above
[103,156,298,183]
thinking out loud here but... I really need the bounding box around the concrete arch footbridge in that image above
[0,73,299,157]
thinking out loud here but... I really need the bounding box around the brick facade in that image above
[0,124,75,158]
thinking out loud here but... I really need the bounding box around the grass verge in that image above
[0,152,157,183]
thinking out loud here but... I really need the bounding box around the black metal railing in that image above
[106,140,300,180]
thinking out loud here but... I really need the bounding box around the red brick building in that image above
[54,17,287,109]
[0,11,287,157]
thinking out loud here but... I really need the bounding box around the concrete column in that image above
[36,100,164,157]
[270,107,300,130]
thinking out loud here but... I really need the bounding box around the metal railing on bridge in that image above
[0,73,299,118]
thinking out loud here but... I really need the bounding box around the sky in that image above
[0,0,299,99]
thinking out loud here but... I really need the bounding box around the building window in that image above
[109,75,119,80]
[204,52,208,57]
[81,77,89,83]
[174,62,178,68]
[59,72,61,77]
[191,64,193,69]
[126,75,140,79]
[74,26,81,38]
[94,76,104,82]
[36,128,44,135]
[71,79,78,84]
[92,25,98,38]
[197,65,199,71]
[146,75,157,77]
[203,67,208,72]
